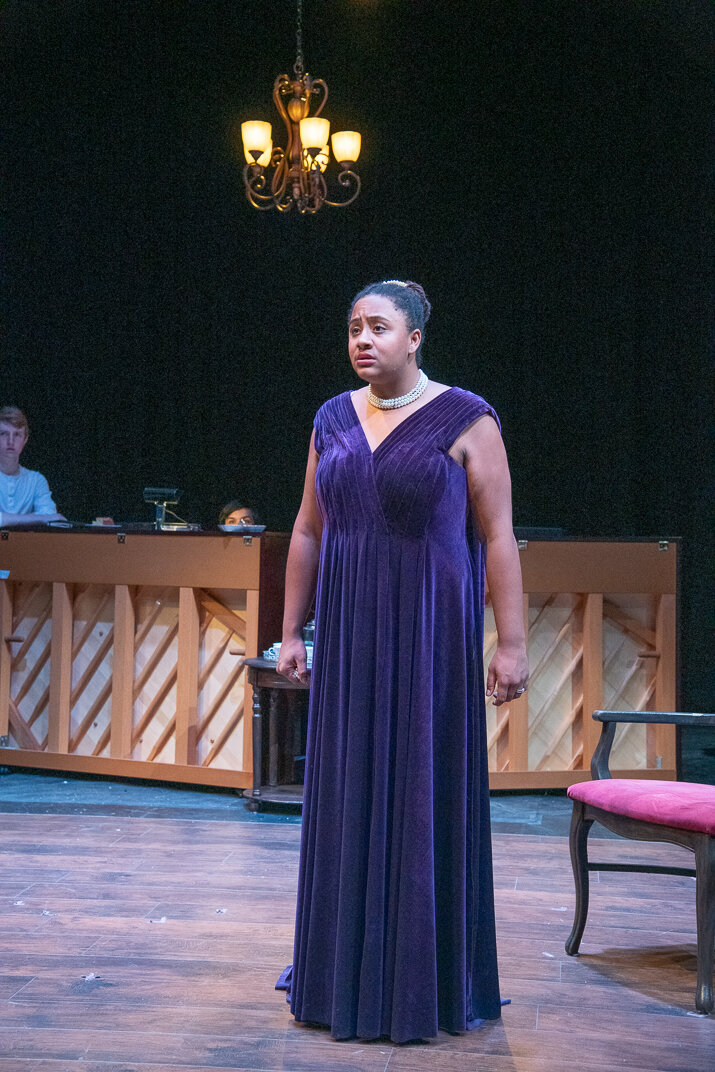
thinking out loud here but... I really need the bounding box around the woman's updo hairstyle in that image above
[348,280,431,366]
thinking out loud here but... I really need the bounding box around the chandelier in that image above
[240,0,361,214]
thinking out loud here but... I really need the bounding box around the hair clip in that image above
[381,279,408,287]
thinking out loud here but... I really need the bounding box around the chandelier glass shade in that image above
[240,1,361,214]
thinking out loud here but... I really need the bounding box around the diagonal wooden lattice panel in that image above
[130,588,249,769]
[68,585,115,757]
[527,593,588,772]
[0,580,251,774]
[486,592,589,774]
[131,587,181,763]
[603,594,675,771]
[106,586,247,770]
[484,587,675,779]
[6,581,53,751]
[194,590,247,770]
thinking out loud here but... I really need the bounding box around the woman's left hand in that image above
[486,643,529,706]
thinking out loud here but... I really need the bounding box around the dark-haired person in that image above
[218,500,256,526]
[0,407,65,527]
[275,280,528,1043]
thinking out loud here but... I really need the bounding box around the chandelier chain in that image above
[294,0,304,78]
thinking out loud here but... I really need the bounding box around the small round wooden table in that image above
[242,657,310,810]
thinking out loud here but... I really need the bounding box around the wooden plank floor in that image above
[0,810,712,1072]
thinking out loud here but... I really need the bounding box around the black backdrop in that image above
[2,2,712,765]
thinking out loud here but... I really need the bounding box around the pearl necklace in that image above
[367,370,429,410]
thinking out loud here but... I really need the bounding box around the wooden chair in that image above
[565,710,715,1014]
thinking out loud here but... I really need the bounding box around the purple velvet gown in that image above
[281,387,502,1043]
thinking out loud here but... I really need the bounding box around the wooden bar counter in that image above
[0,532,678,792]
[0,528,289,788]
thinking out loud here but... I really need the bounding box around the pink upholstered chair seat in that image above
[568,779,715,836]
[566,711,715,1014]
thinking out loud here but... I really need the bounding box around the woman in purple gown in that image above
[276,280,528,1043]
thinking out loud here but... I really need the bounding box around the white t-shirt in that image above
[0,467,57,522]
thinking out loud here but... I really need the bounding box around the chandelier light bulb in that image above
[315,143,329,173]
[241,121,272,161]
[331,130,361,166]
[303,143,329,172]
[300,116,330,153]
[244,139,272,167]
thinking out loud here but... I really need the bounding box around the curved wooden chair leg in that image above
[566,800,594,956]
[694,834,715,1014]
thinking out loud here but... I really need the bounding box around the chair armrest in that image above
[592,710,715,727]
[589,711,715,780]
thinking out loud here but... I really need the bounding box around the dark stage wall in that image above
[2,2,712,770]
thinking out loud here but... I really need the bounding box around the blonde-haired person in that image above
[0,407,65,527]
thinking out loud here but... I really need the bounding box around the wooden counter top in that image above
[0,529,291,588]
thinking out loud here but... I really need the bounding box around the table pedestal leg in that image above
[250,686,264,806]
[268,688,279,787]
[290,692,301,782]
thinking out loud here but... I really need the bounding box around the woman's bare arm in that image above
[455,416,528,706]
[277,430,323,684]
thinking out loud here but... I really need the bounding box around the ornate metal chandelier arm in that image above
[273,74,294,144]
[299,169,326,215]
[242,166,281,210]
[323,169,361,208]
[270,151,289,202]
[309,77,328,115]
[299,162,314,201]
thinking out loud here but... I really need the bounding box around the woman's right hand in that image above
[277,637,310,685]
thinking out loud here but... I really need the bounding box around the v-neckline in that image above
[347,387,456,458]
